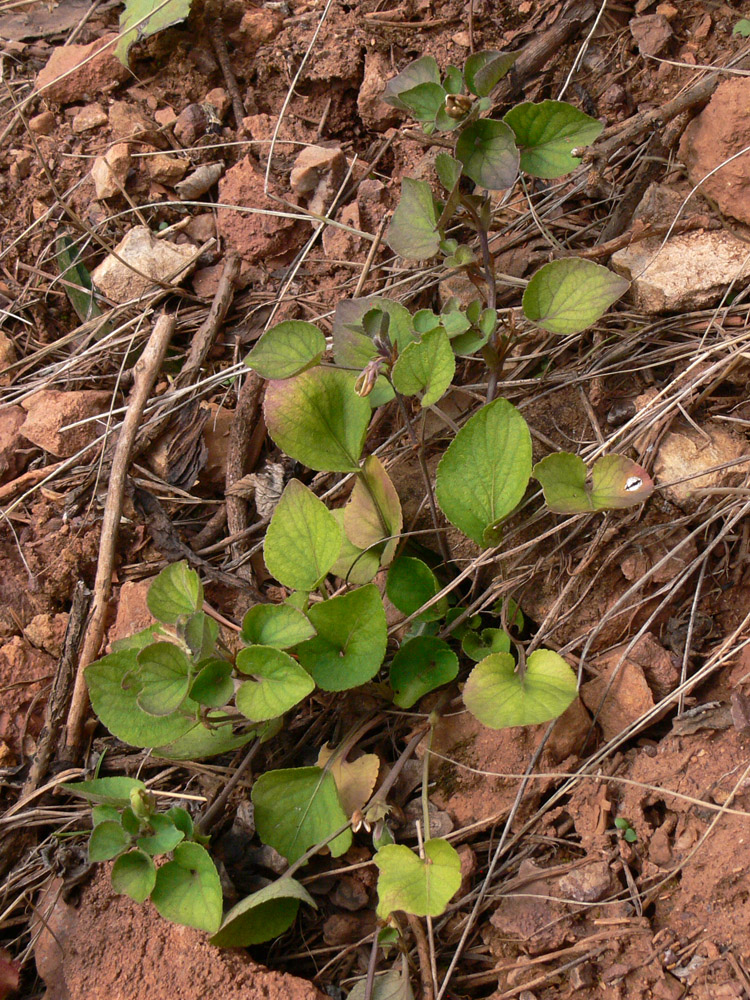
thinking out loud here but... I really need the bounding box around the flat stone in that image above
[108,100,166,147]
[680,78,750,227]
[290,144,346,216]
[630,13,672,56]
[71,102,107,133]
[91,142,131,199]
[217,155,305,264]
[146,153,189,185]
[19,389,112,458]
[35,32,129,104]
[610,229,750,313]
[653,420,747,506]
[28,110,55,135]
[581,658,655,742]
[91,226,197,303]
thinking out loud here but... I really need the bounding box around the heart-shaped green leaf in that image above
[86,651,196,748]
[375,839,461,918]
[503,100,603,178]
[150,842,222,932]
[464,50,518,97]
[146,561,203,624]
[189,659,234,707]
[533,452,654,513]
[386,557,447,623]
[264,479,342,591]
[136,813,185,856]
[211,877,316,947]
[245,321,326,380]
[111,849,156,903]
[387,178,441,260]
[344,456,403,565]
[435,152,463,190]
[89,821,130,861]
[235,646,315,721]
[333,297,415,368]
[392,326,456,407]
[463,649,578,728]
[522,258,629,335]
[436,397,532,546]
[390,637,458,708]
[382,56,441,109]
[455,119,519,190]
[295,584,387,691]
[135,642,192,717]
[241,604,316,648]
[252,767,352,863]
[264,368,371,473]
[461,627,511,662]
[397,82,447,122]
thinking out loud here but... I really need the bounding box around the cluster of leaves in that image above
[70,45,658,981]
[63,777,222,931]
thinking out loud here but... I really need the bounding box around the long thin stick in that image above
[65,313,176,752]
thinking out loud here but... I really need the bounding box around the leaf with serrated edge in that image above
[111,849,156,903]
[252,767,352,863]
[86,651,196,748]
[245,321,326,380]
[464,50,518,97]
[264,479,342,591]
[392,326,456,408]
[436,398,532,546]
[522,258,629,335]
[455,119,519,190]
[317,744,380,817]
[344,456,402,566]
[264,368,371,473]
[135,642,192,716]
[503,100,603,179]
[387,178,440,260]
[235,646,315,721]
[146,561,203,625]
[150,842,222,932]
[211,877,316,947]
[375,839,461,918]
[241,604,316,648]
[463,649,578,728]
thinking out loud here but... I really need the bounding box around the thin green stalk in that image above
[389,380,452,568]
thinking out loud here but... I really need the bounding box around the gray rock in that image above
[611,229,750,313]
[91,226,197,303]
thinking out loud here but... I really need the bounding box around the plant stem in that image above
[459,195,502,401]
[390,383,452,568]
[363,928,381,1000]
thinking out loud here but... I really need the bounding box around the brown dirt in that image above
[1,0,750,998]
